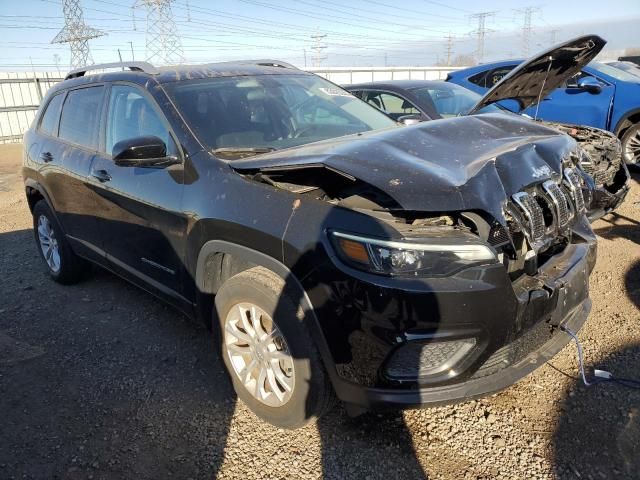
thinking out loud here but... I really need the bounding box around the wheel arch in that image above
[24,180,62,227]
[613,108,640,136]
[195,240,312,318]
[195,240,340,385]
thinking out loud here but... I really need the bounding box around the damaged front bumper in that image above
[586,176,630,221]
[306,227,597,410]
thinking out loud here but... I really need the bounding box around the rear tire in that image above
[214,266,335,429]
[621,123,640,166]
[32,200,88,284]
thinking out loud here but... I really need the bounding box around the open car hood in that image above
[469,34,606,114]
[230,114,577,224]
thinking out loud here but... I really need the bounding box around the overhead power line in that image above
[515,6,540,57]
[310,30,327,67]
[469,11,495,63]
[444,33,455,66]
[133,0,185,64]
[51,0,106,67]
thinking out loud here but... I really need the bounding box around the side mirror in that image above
[576,77,602,94]
[398,114,423,126]
[112,135,179,167]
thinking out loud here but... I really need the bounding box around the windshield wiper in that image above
[212,147,277,160]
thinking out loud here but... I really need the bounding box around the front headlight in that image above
[330,231,497,276]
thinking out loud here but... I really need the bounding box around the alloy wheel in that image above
[624,128,640,164]
[37,215,61,273]
[224,302,295,407]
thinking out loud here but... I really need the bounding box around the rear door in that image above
[47,85,107,262]
[88,82,188,301]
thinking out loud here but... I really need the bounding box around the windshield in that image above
[165,74,397,157]
[589,62,640,83]
[410,83,502,117]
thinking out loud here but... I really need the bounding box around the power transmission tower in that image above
[444,33,455,66]
[310,31,327,67]
[549,28,560,46]
[51,0,105,68]
[133,0,185,65]
[469,12,495,63]
[514,6,539,57]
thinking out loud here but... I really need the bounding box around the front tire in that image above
[32,200,88,284]
[214,266,334,429]
[621,123,640,166]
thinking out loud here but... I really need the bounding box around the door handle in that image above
[40,151,53,163]
[91,169,112,183]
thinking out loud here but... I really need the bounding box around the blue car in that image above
[448,54,640,165]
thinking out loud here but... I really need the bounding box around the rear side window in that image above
[59,86,105,149]
[469,66,516,88]
[39,93,64,137]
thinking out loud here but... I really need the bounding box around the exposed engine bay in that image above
[543,122,630,217]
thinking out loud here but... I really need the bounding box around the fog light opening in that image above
[384,337,478,382]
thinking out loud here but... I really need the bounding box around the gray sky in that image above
[0,0,639,70]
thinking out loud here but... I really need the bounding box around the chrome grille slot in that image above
[512,192,545,240]
[542,180,570,227]
[563,168,586,213]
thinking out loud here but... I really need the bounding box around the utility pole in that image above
[129,41,135,60]
[53,54,62,76]
[133,0,184,65]
[51,0,105,68]
[514,6,539,57]
[444,33,455,66]
[310,30,327,67]
[469,11,495,64]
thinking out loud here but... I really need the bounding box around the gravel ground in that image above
[0,143,639,480]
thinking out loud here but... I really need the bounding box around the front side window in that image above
[364,91,420,120]
[105,85,174,156]
[58,86,105,149]
[588,62,640,83]
[39,93,65,137]
[164,74,397,157]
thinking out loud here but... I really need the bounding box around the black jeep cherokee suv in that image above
[23,60,597,428]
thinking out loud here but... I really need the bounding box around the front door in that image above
[88,83,188,302]
[522,71,615,129]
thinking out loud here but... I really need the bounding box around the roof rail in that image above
[236,59,298,70]
[65,61,159,80]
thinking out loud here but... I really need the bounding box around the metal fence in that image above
[0,66,460,144]
[0,72,64,143]
[306,66,460,85]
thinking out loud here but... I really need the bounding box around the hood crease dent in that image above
[231,114,577,225]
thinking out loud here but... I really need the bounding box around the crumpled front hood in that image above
[231,113,577,222]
